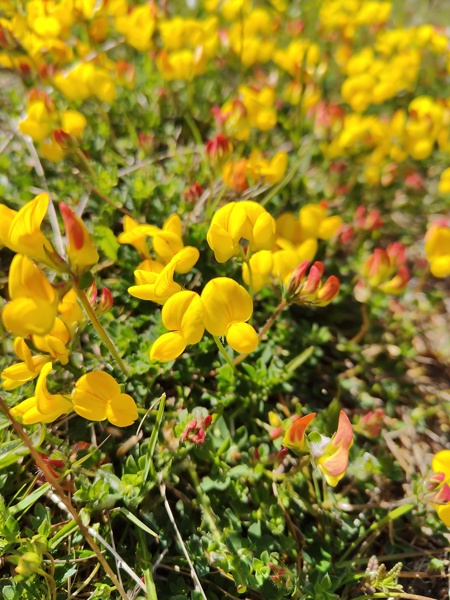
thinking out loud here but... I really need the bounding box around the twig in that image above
[158,474,208,600]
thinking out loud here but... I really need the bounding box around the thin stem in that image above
[158,475,208,600]
[74,284,129,377]
[213,336,236,371]
[233,299,288,367]
[74,171,133,216]
[350,303,370,344]
[0,396,130,600]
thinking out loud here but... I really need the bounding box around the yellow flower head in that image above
[129,247,199,304]
[425,222,450,278]
[1,337,50,390]
[207,200,276,263]
[0,194,59,267]
[72,371,138,427]
[11,362,72,424]
[2,254,58,337]
[150,291,204,362]
[201,277,258,354]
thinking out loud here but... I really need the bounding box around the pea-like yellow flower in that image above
[207,201,276,263]
[11,362,72,425]
[59,202,99,275]
[299,203,342,240]
[72,371,138,427]
[58,289,84,337]
[201,277,258,354]
[32,317,71,365]
[129,247,199,304]
[425,222,450,278]
[156,49,206,81]
[425,451,450,526]
[118,214,184,264]
[0,194,58,266]
[1,338,50,390]
[247,150,288,185]
[242,250,273,292]
[115,4,156,51]
[150,291,204,362]
[2,254,58,337]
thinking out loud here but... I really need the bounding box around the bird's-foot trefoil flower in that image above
[207,200,276,263]
[2,254,59,337]
[201,277,258,353]
[72,371,138,427]
[150,291,204,362]
[10,362,72,424]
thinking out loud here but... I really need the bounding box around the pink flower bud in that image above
[86,281,98,306]
[315,275,340,306]
[359,409,385,438]
[98,287,113,314]
[205,134,232,166]
[301,262,324,296]
[53,129,73,149]
[286,260,311,297]
[183,182,204,204]
[201,414,213,430]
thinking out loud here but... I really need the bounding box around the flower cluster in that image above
[0,194,137,426]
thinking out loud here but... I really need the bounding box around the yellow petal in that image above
[150,332,187,361]
[432,450,450,480]
[161,291,204,344]
[2,297,57,337]
[201,277,253,336]
[226,322,258,353]
[106,393,138,427]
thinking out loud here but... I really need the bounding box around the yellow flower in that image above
[59,202,99,275]
[201,277,258,354]
[1,338,50,390]
[118,214,184,264]
[32,318,71,365]
[207,201,276,263]
[299,203,342,240]
[150,291,204,362]
[72,371,138,427]
[2,254,58,337]
[438,168,450,194]
[239,85,277,132]
[11,362,72,425]
[156,49,206,82]
[242,250,273,292]
[247,150,288,185]
[19,99,56,143]
[129,247,199,304]
[0,194,58,266]
[425,223,450,278]
[115,4,155,51]
[58,289,83,336]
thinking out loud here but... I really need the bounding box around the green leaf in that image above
[94,225,120,261]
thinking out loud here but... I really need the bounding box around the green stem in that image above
[350,302,370,344]
[213,336,235,372]
[74,284,129,377]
